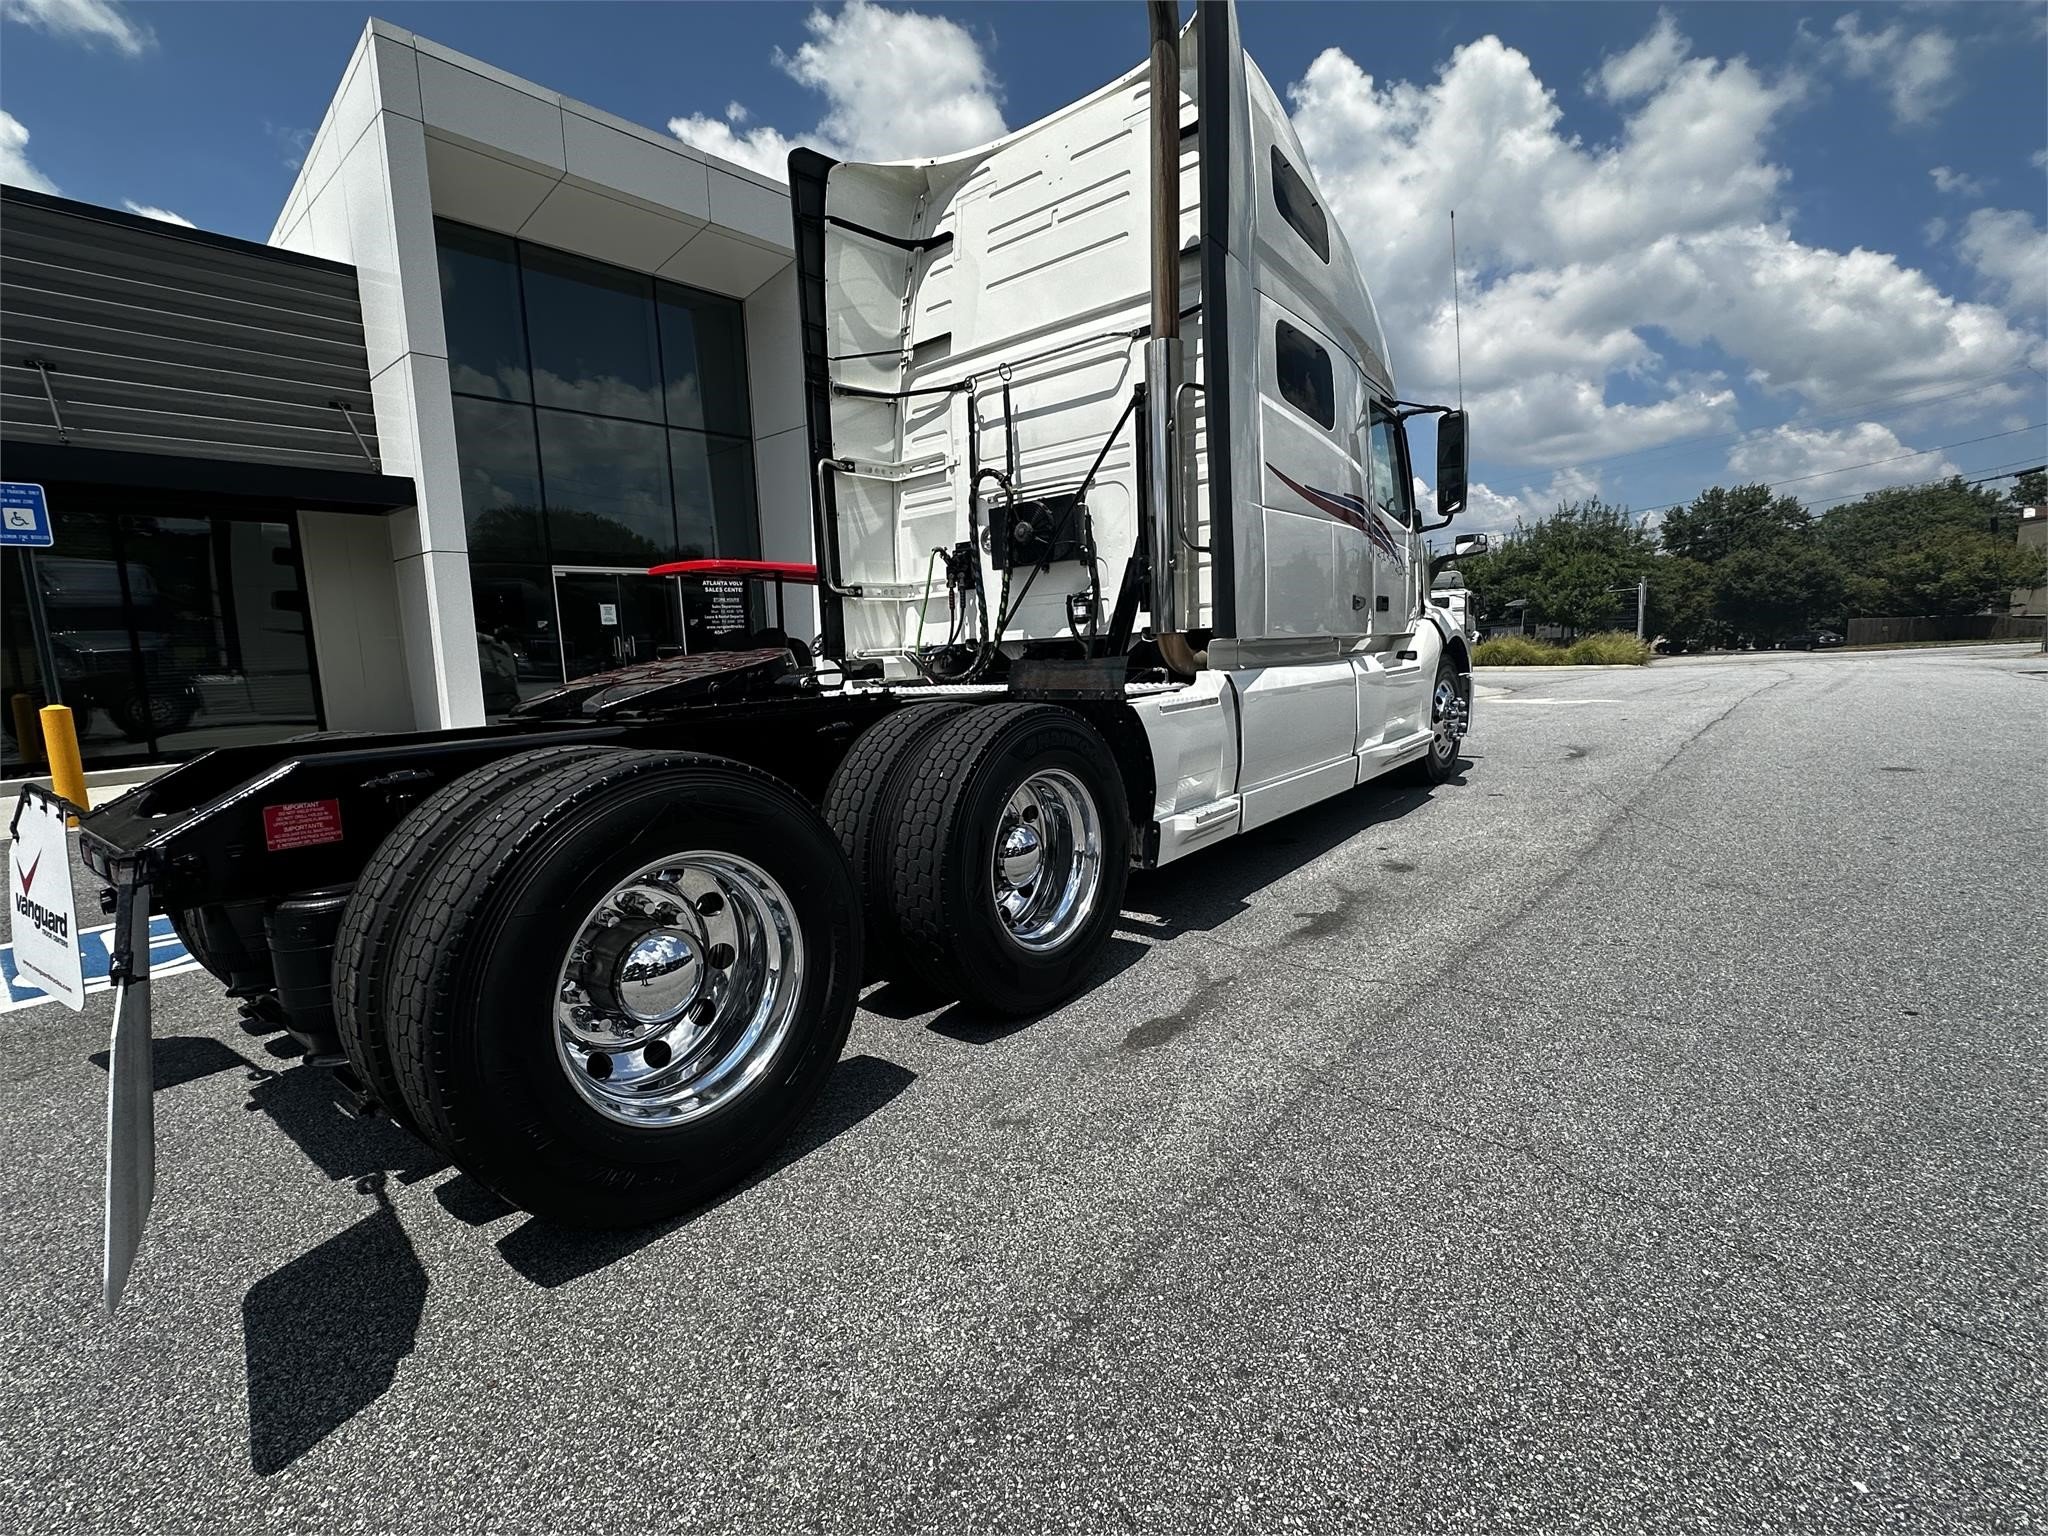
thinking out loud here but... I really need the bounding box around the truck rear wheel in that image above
[820,700,971,979]
[383,750,862,1228]
[887,704,1128,1018]
[331,744,619,1134]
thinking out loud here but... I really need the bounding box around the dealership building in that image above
[1,19,811,779]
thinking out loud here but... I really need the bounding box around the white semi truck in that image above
[48,0,1485,1303]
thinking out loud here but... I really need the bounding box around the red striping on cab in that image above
[261,799,344,853]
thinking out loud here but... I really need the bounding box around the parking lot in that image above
[2,644,2042,1532]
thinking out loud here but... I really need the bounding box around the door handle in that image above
[1352,594,1367,611]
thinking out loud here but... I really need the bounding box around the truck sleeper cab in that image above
[66,1,1486,1299]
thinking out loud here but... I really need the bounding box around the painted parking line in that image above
[1,915,200,1013]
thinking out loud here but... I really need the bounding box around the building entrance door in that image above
[552,568,684,682]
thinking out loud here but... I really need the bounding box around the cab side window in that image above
[1276,320,1335,430]
[1271,148,1330,264]
[1367,404,1416,527]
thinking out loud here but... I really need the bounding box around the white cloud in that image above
[1928,165,1986,197]
[1595,11,1689,103]
[1727,421,1960,502]
[122,200,194,227]
[670,0,1005,181]
[0,110,58,193]
[0,0,151,56]
[1923,216,1947,244]
[1284,22,2039,476]
[1958,206,2048,312]
[1826,13,1958,126]
[2034,148,2047,173]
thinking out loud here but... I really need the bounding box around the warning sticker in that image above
[262,799,344,852]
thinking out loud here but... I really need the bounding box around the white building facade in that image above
[271,19,811,732]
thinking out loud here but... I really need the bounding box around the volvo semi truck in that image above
[32,0,1487,1304]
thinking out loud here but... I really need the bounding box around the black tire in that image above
[820,700,973,979]
[886,704,1129,1018]
[382,751,862,1227]
[330,744,621,1135]
[170,907,228,984]
[1408,653,1468,785]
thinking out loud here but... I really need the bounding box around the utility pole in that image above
[1637,576,1648,641]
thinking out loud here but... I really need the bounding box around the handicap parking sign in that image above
[0,483,52,547]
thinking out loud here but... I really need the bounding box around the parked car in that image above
[1782,630,1845,650]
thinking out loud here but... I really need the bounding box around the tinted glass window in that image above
[451,396,546,564]
[520,246,662,421]
[671,429,761,561]
[538,409,675,565]
[470,561,562,714]
[1271,149,1329,263]
[1276,320,1335,430]
[659,282,751,437]
[437,222,531,401]
[1368,404,1416,527]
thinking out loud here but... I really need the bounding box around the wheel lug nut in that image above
[696,892,725,917]
[586,1051,613,1080]
[707,942,735,970]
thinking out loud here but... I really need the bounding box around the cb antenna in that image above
[1449,209,1464,410]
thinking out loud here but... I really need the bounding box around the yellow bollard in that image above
[39,704,89,817]
[9,693,43,765]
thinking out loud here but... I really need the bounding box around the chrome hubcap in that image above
[555,853,803,1125]
[1431,677,1467,758]
[990,769,1103,953]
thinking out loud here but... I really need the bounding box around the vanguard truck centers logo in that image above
[15,851,68,944]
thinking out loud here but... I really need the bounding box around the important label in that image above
[262,799,344,852]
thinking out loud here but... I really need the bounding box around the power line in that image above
[1799,456,2047,514]
[1501,366,2042,485]
[1630,423,2047,519]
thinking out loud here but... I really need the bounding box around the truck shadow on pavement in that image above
[1119,768,1452,942]
[236,1051,914,1474]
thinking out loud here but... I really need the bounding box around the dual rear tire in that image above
[825,702,1129,1018]
[333,749,861,1228]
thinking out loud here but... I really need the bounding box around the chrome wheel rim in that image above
[554,852,804,1126]
[1430,676,1467,760]
[989,768,1103,953]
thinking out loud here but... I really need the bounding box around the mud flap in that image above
[103,877,154,1312]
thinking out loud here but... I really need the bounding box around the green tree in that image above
[1819,477,2046,615]
[1713,539,1845,643]
[1454,498,1654,635]
[1659,484,1812,565]
[1645,555,1717,648]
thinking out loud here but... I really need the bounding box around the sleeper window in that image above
[1271,148,1330,263]
[1276,321,1335,430]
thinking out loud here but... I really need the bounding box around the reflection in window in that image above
[520,245,663,422]
[470,561,562,711]
[1368,404,1416,527]
[538,409,674,566]
[1275,319,1335,430]
[6,510,321,766]
[659,282,751,437]
[437,222,531,401]
[451,396,545,563]
[671,429,760,562]
[1271,148,1330,263]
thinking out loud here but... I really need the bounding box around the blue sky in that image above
[3,0,2043,529]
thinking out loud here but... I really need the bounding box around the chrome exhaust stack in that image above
[1145,0,1201,673]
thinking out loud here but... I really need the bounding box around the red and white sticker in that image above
[262,798,344,852]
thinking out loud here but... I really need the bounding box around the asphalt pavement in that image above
[2,644,2043,1533]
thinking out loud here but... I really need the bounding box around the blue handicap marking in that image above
[0,482,52,548]
[1,914,190,1009]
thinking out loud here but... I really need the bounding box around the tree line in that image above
[1454,470,2048,649]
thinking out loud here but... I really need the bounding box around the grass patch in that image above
[1471,635,1559,666]
[1472,631,1652,666]
[1563,631,1652,666]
